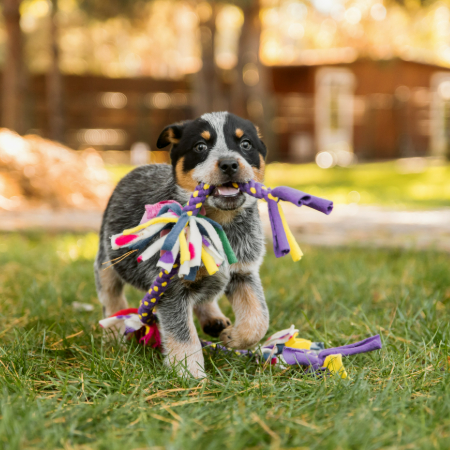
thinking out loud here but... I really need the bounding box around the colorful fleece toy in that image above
[107,180,332,332]
[100,180,382,374]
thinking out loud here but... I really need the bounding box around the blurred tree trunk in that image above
[193,2,226,116]
[47,0,65,142]
[233,0,278,160]
[2,0,24,133]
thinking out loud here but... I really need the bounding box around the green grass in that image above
[1,233,450,449]
[107,161,450,208]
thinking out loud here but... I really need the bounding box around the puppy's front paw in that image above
[202,317,231,338]
[164,343,206,379]
[166,355,206,379]
[219,324,266,350]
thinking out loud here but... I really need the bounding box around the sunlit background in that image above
[1,0,450,234]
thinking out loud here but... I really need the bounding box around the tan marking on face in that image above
[252,154,265,183]
[220,283,269,349]
[167,128,180,145]
[255,126,263,139]
[235,128,244,138]
[175,157,198,192]
[201,130,211,140]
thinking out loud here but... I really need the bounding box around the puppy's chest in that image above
[223,211,265,264]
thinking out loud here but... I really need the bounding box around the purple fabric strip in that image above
[159,251,174,264]
[271,186,334,215]
[282,334,382,368]
[267,198,290,258]
[318,335,382,358]
[282,348,322,369]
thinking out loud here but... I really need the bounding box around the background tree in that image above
[47,0,64,142]
[193,2,226,116]
[2,0,25,133]
[232,0,276,158]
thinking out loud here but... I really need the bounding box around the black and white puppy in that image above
[95,112,269,377]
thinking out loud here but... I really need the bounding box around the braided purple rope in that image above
[182,183,215,216]
[200,339,256,359]
[137,258,180,324]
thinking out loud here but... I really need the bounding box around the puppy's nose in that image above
[219,159,239,176]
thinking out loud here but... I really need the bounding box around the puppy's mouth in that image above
[209,182,245,211]
[212,182,241,199]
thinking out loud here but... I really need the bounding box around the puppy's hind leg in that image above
[94,250,128,341]
[194,297,231,338]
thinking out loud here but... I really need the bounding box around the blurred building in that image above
[2,57,450,164]
[0,74,192,154]
[270,57,450,163]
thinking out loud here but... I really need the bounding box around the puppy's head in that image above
[156,112,267,211]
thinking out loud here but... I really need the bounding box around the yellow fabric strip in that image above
[201,247,218,275]
[277,203,303,262]
[179,228,189,265]
[323,354,348,379]
[285,332,312,350]
[123,217,178,235]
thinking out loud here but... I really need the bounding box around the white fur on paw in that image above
[165,349,206,379]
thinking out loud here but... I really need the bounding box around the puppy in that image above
[94,112,269,377]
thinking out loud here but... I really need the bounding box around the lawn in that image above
[108,160,450,209]
[1,232,449,449]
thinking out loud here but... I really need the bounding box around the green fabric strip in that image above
[216,228,238,264]
[195,213,238,264]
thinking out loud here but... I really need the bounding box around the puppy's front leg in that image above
[157,291,205,378]
[220,270,269,349]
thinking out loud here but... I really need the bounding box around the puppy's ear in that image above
[254,125,268,159]
[156,121,190,149]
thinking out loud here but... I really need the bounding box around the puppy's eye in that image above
[240,140,252,151]
[194,143,208,153]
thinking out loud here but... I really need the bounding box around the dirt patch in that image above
[0,129,113,211]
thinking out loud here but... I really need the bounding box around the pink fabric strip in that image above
[140,200,181,224]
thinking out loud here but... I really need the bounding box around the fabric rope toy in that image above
[259,325,382,378]
[107,181,333,343]
[100,313,382,377]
